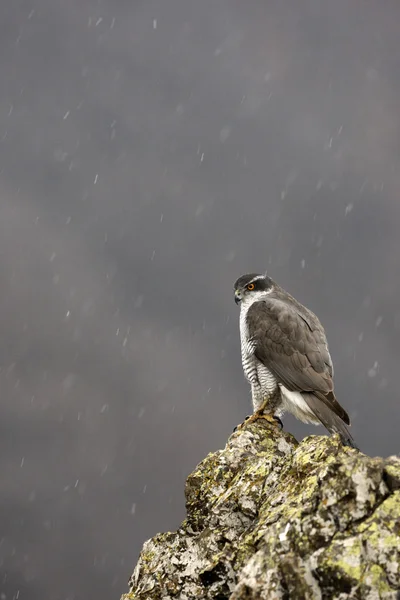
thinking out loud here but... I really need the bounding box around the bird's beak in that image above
[234,289,242,305]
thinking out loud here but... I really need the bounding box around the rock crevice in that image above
[122,422,400,599]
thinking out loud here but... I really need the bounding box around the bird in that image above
[233,272,357,448]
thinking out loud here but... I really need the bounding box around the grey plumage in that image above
[234,273,357,449]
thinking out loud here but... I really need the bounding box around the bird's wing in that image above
[246,298,349,424]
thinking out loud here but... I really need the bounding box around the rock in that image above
[122,421,400,600]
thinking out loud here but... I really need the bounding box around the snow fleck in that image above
[375,316,383,328]
[95,17,103,27]
[65,310,71,318]
[219,127,231,143]
[153,19,157,29]
[301,259,306,269]
[358,332,364,342]
[20,457,25,468]
[110,17,115,29]
[50,252,56,262]
[94,173,99,184]
[66,216,72,224]
[138,407,145,419]
[100,404,109,413]
[279,522,291,542]
[200,153,204,162]
[63,110,70,120]
[151,249,156,261]
[62,373,76,393]
[131,503,137,515]
[345,203,353,216]
[368,361,379,378]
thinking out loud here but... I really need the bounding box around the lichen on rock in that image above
[122,421,400,600]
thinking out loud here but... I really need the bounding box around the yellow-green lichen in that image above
[123,422,400,600]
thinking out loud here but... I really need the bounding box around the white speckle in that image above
[116,328,120,336]
[75,479,79,488]
[143,485,147,494]
[375,316,383,328]
[358,332,364,342]
[94,173,98,184]
[50,252,56,262]
[66,216,71,224]
[337,125,343,135]
[110,17,115,28]
[138,407,145,419]
[316,180,323,191]
[123,337,128,347]
[301,259,306,269]
[62,373,76,392]
[345,203,353,216]
[160,213,164,222]
[151,250,156,261]
[279,522,291,542]
[65,310,71,318]
[219,127,231,143]
[28,9,35,19]
[200,153,204,162]
[153,19,157,29]
[95,17,103,27]
[20,457,25,468]
[63,110,70,120]
[130,503,136,515]
[8,104,13,116]
[264,72,271,82]
[368,361,379,378]
[100,404,108,413]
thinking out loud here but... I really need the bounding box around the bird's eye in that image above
[247,283,255,291]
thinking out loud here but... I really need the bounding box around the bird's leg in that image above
[235,394,283,431]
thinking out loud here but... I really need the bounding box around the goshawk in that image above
[234,273,356,448]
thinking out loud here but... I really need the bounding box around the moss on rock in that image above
[123,422,400,600]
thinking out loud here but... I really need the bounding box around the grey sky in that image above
[1,1,400,598]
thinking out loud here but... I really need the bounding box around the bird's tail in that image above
[302,392,359,450]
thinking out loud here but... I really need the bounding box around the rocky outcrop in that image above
[122,421,400,599]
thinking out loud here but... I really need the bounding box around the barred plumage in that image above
[234,272,357,449]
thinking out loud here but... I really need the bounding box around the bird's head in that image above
[233,273,274,305]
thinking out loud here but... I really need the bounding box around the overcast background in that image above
[1,1,400,599]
